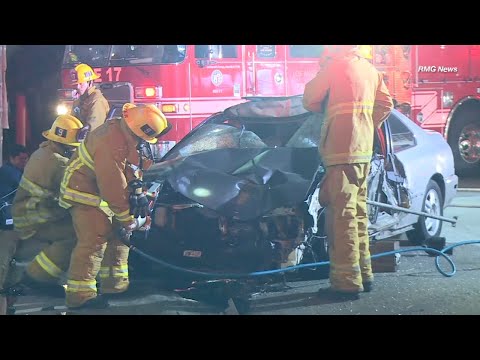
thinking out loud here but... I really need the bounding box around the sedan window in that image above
[387,114,417,152]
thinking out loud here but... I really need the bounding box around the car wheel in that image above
[447,108,480,176]
[407,180,443,245]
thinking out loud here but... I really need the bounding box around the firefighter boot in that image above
[102,280,146,300]
[317,287,360,301]
[67,294,110,310]
[20,274,66,298]
[363,281,373,292]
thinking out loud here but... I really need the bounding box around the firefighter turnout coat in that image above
[303,53,393,167]
[9,140,77,284]
[59,117,141,307]
[12,141,71,239]
[71,87,110,131]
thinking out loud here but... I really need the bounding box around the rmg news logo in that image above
[418,65,458,73]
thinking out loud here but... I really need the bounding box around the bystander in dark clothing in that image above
[0,144,29,203]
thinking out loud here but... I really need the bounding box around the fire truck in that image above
[56,45,480,175]
[56,45,324,156]
[375,45,480,176]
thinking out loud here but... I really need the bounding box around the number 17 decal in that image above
[94,67,122,82]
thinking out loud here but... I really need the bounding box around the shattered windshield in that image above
[165,124,268,159]
[164,112,324,161]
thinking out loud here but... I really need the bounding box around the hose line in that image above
[127,240,480,280]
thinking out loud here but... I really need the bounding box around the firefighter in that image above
[303,45,393,300]
[0,114,86,315]
[58,103,170,309]
[70,63,110,132]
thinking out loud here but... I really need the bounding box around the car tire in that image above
[406,180,443,245]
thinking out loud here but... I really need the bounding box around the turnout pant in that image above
[66,204,130,308]
[318,162,373,292]
[0,220,77,314]
[0,230,19,315]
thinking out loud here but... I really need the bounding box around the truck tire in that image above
[406,180,443,245]
[448,108,480,176]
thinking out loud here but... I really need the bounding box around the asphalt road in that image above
[11,185,480,316]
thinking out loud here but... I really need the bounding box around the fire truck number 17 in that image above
[94,67,122,82]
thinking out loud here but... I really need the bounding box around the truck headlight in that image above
[442,91,454,108]
[416,112,424,123]
[56,104,69,115]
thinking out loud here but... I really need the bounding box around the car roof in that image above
[225,95,405,122]
[224,95,309,119]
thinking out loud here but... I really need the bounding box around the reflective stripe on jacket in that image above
[59,118,139,225]
[71,87,110,131]
[303,53,393,167]
[12,141,70,231]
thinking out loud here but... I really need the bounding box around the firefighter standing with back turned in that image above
[303,45,393,301]
[59,103,170,309]
[70,63,110,132]
[0,114,86,315]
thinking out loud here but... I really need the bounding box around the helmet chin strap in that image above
[56,143,75,158]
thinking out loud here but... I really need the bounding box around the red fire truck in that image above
[56,45,324,156]
[56,45,480,175]
[374,45,480,176]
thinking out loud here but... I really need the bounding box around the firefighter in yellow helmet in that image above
[58,103,171,309]
[0,114,86,315]
[70,63,110,132]
[303,44,393,300]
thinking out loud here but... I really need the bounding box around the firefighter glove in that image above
[130,192,149,218]
[118,227,133,245]
[137,216,152,232]
[128,179,149,218]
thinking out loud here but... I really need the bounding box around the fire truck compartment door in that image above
[99,81,134,107]
[191,45,243,99]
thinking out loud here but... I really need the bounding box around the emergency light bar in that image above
[161,104,178,113]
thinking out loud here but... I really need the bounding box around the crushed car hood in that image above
[145,147,320,220]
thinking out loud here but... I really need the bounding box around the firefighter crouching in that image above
[59,103,170,309]
[0,115,86,315]
[70,63,110,133]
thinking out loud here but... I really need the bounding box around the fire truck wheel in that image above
[447,108,480,176]
[406,180,443,245]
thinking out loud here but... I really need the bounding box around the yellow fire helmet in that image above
[355,45,373,60]
[42,114,85,147]
[122,103,169,144]
[71,63,100,85]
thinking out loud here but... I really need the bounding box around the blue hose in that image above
[129,240,480,280]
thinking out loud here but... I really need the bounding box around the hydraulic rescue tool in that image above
[366,199,458,226]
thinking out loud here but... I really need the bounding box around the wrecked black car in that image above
[128,95,458,301]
